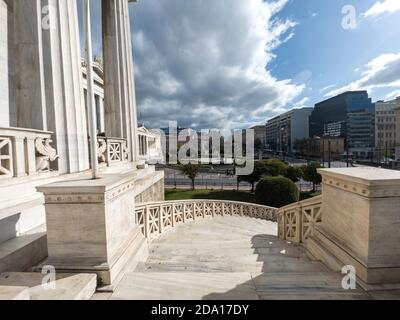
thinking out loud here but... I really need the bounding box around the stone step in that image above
[136,258,326,273]
[0,272,97,300]
[257,290,371,300]
[0,285,30,300]
[0,225,48,274]
[252,272,347,289]
[306,235,344,272]
[252,272,371,300]
[110,272,259,300]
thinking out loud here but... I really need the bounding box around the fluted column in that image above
[12,0,47,130]
[102,0,139,163]
[40,0,90,173]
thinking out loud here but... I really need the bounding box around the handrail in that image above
[0,127,58,178]
[135,200,278,239]
[97,136,129,166]
[277,195,322,244]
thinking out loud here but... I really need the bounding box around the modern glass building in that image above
[309,91,375,158]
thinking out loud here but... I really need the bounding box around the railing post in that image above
[159,205,163,234]
[171,203,175,228]
[12,137,27,177]
[144,205,149,238]
[25,137,37,176]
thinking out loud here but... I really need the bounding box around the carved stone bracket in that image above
[35,138,59,172]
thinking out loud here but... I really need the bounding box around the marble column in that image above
[102,0,139,163]
[40,0,90,173]
[12,0,47,131]
[99,96,105,134]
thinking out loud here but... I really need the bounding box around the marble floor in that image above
[92,216,398,300]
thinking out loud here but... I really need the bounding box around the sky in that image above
[80,0,400,130]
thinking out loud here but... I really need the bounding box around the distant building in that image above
[138,125,163,163]
[395,98,400,161]
[250,125,267,149]
[375,100,398,158]
[296,136,345,160]
[309,91,375,158]
[266,108,313,154]
[82,59,163,163]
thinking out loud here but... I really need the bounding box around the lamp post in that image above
[83,0,99,179]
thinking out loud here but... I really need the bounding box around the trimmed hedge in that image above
[255,176,299,208]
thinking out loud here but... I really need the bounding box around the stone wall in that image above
[135,178,165,204]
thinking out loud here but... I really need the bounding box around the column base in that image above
[307,227,400,285]
[36,227,148,290]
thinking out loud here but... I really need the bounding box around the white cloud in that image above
[385,90,400,100]
[320,84,336,94]
[325,52,400,97]
[127,0,303,130]
[364,0,400,17]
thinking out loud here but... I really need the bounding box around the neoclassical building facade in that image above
[81,58,163,163]
[0,0,164,280]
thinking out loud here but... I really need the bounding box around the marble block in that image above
[316,167,400,284]
[36,172,149,287]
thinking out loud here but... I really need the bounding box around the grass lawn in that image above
[165,188,256,203]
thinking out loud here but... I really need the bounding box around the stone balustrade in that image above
[97,137,129,166]
[0,127,58,179]
[277,195,322,244]
[135,200,278,239]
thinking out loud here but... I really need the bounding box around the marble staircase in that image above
[97,216,374,300]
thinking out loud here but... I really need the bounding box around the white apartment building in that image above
[375,100,397,157]
[266,108,313,154]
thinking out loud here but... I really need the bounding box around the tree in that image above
[285,166,303,183]
[237,161,267,192]
[178,163,203,190]
[301,162,322,192]
[255,176,300,208]
[263,159,288,177]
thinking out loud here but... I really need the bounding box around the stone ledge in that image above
[319,167,400,198]
[0,286,30,300]
[0,272,97,300]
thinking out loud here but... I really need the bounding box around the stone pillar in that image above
[102,0,139,163]
[314,168,400,284]
[37,172,149,287]
[40,0,90,174]
[12,0,47,130]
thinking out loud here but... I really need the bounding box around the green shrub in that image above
[263,159,288,176]
[255,176,299,208]
[285,166,303,183]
